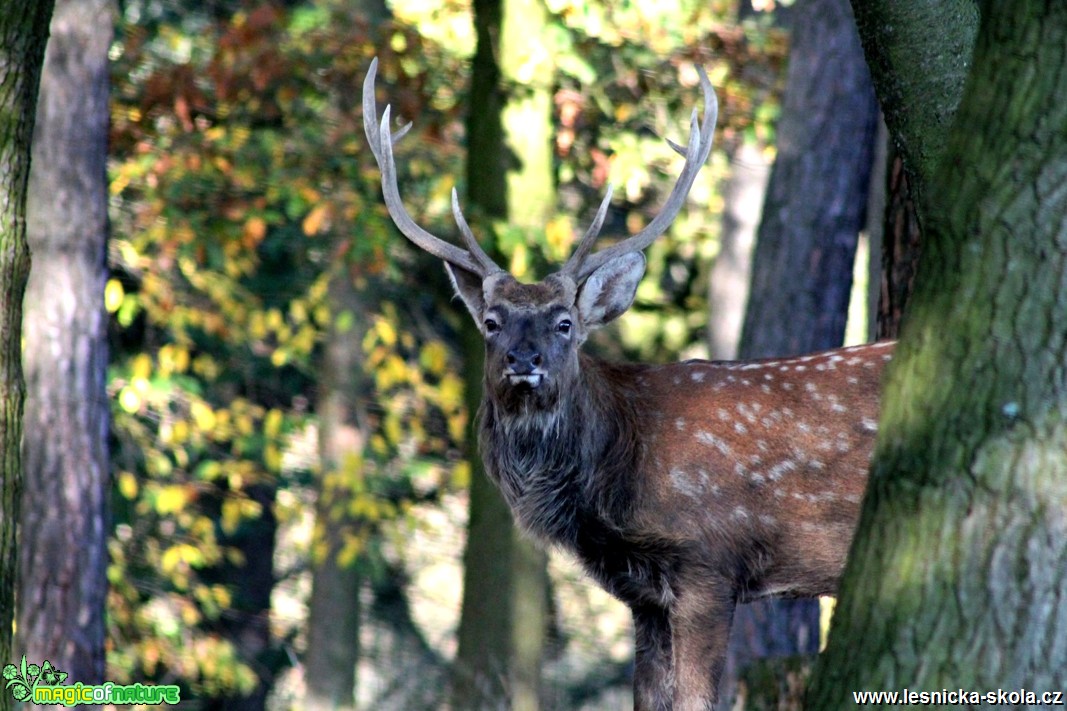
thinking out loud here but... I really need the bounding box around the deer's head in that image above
[362,59,717,410]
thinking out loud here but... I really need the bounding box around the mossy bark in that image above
[808,2,1067,701]
[851,0,979,336]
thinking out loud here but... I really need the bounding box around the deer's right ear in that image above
[445,263,486,322]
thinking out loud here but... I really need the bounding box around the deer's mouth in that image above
[506,373,544,388]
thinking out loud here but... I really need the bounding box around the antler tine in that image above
[362,57,502,277]
[559,184,614,277]
[451,188,504,275]
[573,67,718,281]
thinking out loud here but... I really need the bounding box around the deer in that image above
[362,57,893,711]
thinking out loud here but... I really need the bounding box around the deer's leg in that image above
[632,603,673,711]
[669,581,735,711]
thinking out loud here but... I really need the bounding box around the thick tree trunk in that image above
[808,2,1067,701]
[17,0,111,684]
[723,0,878,705]
[738,0,879,358]
[452,0,551,707]
[0,3,55,705]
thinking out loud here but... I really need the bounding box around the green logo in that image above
[3,656,180,707]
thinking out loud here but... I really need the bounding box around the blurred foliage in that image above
[104,0,786,703]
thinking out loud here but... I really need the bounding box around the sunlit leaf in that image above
[301,204,330,236]
[105,278,125,313]
[156,485,190,515]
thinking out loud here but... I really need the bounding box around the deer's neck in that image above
[479,356,644,546]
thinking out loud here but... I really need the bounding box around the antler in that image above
[363,58,503,278]
[560,67,718,282]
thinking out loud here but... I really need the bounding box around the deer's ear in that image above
[577,252,645,329]
[445,263,486,321]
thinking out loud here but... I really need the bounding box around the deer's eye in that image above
[557,319,572,335]
[484,318,500,334]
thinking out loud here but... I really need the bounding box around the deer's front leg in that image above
[632,603,673,711]
[670,582,735,711]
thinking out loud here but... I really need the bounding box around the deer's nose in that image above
[506,347,543,374]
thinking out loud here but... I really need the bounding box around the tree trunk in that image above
[738,0,879,359]
[722,0,878,705]
[204,482,278,711]
[304,256,368,711]
[304,5,391,706]
[808,1,1067,701]
[0,3,55,705]
[706,142,768,361]
[17,0,111,684]
[452,0,552,707]
[849,0,977,221]
[851,0,978,335]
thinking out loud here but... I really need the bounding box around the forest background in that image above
[10,0,888,708]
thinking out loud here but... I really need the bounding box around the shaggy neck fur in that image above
[479,355,644,548]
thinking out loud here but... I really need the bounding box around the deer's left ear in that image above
[577,252,645,328]
[445,263,486,321]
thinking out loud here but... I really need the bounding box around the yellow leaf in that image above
[118,471,139,499]
[157,485,190,514]
[158,344,190,375]
[420,341,448,375]
[264,444,282,472]
[236,413,255,436]
[171,420,189,444]
[190,401,217,432]
[131,353,153,381]
[337,533,363,568]
[438,373,464,411]
[509,242,529,277]
[370,434,388,456]
[376,317,397,347]
[105,278,125,313]
[264,409,284,438]
[383,414,402,446]
[244,216,267,246]
[448,410,467,442]
[302,204,330,236]
[119,387,141,414]
[221,498,242,535]
[544,215,575,260]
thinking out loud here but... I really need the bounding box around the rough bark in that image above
[0,2,55,703]
[17,0,111,684]
[451,0,551,707]
[722,0,878,705]
[808,2,1067,701]
[873,152,922,340]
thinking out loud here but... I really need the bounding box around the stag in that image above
[363,58,891,711]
